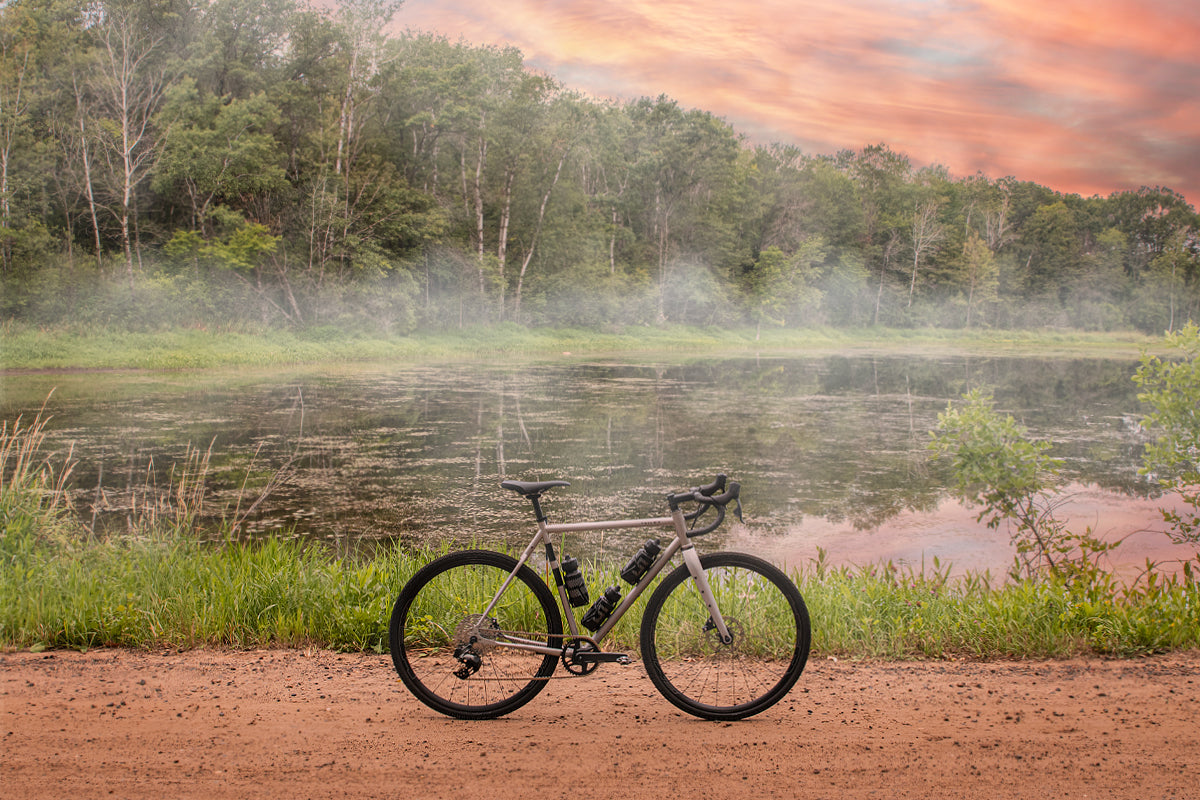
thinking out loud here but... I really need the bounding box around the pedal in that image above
[575,651,630,665]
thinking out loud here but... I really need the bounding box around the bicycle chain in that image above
[445,624,626,680]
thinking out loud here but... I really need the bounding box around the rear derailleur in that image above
[452,643,482,679]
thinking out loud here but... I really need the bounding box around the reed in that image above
[0,406,77,541]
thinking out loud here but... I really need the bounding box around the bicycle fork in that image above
[674,511,734,645]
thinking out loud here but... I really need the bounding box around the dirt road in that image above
[2,649,1197,799]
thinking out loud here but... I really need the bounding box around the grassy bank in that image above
[2,320,1163,371]
[3,524,1197,659]
[4,387,1196,660]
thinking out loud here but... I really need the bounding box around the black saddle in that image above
[500,479,570,497]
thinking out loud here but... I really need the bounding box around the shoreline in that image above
[1,325,1164,373]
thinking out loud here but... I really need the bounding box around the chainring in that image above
[560,637,600,675]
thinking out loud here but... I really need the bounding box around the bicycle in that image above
[388,474,811,720]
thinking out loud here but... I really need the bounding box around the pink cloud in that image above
[396,0,1200,202]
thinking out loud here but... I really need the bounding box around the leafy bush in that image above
[1134,322,1200,547]
[927,388,1114,580]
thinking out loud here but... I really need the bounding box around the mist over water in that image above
[3,352,1180,574]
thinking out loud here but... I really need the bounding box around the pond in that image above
[2,352,1188,576]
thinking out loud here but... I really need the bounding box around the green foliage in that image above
[1134,322,1200,545]
[1019,201,1083,297]
[929,389,1062,526]
[928,389,1119,581]
[3,0,1199,332]
[152,79,287,225]
[927,362,1200,595]
[165,222,279,273]
[959,230,999,327]
[741,240,826,335]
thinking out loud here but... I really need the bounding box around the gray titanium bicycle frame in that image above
[479,503,733,656]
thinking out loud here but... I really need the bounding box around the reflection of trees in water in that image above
[17,354,1154,549]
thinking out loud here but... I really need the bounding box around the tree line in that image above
[2,0,1198,334]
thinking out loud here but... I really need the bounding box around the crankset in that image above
[561,637,631,675]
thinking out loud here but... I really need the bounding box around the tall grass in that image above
[2,416,1197,657]
[3,529,1196,658]
[1,409,76,542]
[797,552,1200,658]
[0,530,433,652]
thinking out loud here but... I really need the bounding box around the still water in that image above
[1,352,1183,574]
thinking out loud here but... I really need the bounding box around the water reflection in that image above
[1,353,1164,570]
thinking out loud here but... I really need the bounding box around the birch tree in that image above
[0,3,36,273]
[89,6,172,283]
[908,198,945,306]
[510,93,587,319]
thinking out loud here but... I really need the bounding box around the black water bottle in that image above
[561,556,589,607]
[620,539,661,585]
[581,586,621,631]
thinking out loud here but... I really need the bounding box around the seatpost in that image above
[528,493,548,523]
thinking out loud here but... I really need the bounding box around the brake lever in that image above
[688,501,713,530]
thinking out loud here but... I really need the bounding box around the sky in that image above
[394,0,1200,205]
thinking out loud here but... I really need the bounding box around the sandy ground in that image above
[2,648,1198,800]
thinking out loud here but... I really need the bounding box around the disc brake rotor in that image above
[453,614,500,652]
[704,617,745,649]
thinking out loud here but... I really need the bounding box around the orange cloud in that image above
[396,0,1200,202]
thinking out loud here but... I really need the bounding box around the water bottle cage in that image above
[560,556,590,607]
[620,539,662,585]
[581,587,621,631]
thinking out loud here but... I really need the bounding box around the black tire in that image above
[640,552,810,720]
[389,550,562,719]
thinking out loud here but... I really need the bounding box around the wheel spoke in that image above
[641,553,810,720]
[390,551,562,719]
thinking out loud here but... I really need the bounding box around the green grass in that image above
[0,529,424,652]
[3,411,1196,658]
[1,319,1164,371]
[3,525,1196,658]
[798,556,1200,658]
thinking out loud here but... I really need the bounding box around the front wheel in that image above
[389,550,562,719]
[640,552,810,720]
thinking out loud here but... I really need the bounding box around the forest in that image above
[2,0,1198,336]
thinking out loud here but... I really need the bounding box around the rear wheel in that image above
[389,550,562,719]
[640,552,810,720]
